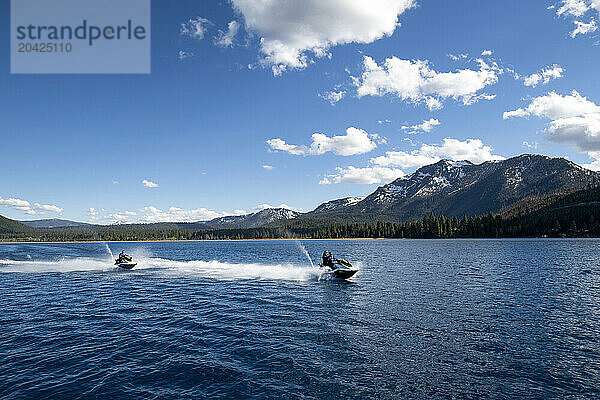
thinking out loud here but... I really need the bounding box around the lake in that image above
[1,239,599,399]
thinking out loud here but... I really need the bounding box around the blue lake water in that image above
[1,239,600,399]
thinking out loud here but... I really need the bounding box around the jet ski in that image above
[319,259,358,280]
[115,253,136,270]
[115,261,137,270]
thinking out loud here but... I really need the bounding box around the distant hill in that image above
[20,218,92,228]
[299,155,600,223]
[9,208,299,233]
[0,215,31,234]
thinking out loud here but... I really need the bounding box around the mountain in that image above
[205,208,299,229]
[0,215,31,234]
[301,155,600,223]
[312,197,365,213]
[20,218,92,228]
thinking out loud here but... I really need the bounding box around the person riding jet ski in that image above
[322,250,335,268]
[320,250,358,279]
[117,250,132,264]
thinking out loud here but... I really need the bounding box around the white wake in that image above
[0,256,325,282]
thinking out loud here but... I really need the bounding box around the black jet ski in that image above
[319,259,358,279]
[115,254,136,270]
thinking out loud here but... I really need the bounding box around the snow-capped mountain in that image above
[312,197,365,213]
[206,208,299,229]
[302,155,600,223]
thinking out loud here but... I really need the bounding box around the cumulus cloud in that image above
[353,56,500,110]
[214,20,240,47]
[401,118,441,134]
[522,141,539,150]
[554,1,600,37]
[320,166,405,185]
[372,138,505,168]
[0,196,35,215]
[557,0,590,17]
[142,179,159,188]
[262,165,274,170]
[255,203,296,210]
[481,49,493,56]
[321,137,503,184]
[181,17,212,40]
[448,53,468,61]
[0,196,63,215]
[523,65,564,87]
[140,206,225,223]
[583,151,600,171]
[34,203,63,214]
[571,18,598,37]
[178,50,194,60]
[108,211,137,224]
[267,127,377,156]
[504,90,600,153]
[231,0,415,74]
[87,206,250,224]
[319,90,346,105]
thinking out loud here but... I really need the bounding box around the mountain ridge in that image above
[300,154,600,223]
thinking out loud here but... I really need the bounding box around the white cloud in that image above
[34,203,63,214]
[231,0,415,74]
[401,118,441,134]
[214,20,240,47]
[112,180,119,185]
[481,49,493,56]
[504,90,600,121]
[522,141,539,150]
[523,65,564,87]
[583,151,600,171]
[320,166,405,185]
[178,50,194,60]
[267,127,377,156]
[320,137,503,185]
[557,0,590,17]
[0,196,35,215]
[554,1,600,37]
[262,164,274,170]
[319,90,346,105]
[87,206,250,224]
[372,138,505,168]
[107,211,137,224]
[255,203,296,210]
[571,18,598,37]
[504,90,600,158]
[181,17,212,40]
[140,206,225,223]
[377,119,391,124]
[353,56,500,110]
[142,179,159,188]
[0,196,63,215]
[448,53,468,61]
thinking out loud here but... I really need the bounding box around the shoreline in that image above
[0,238,388,245]
[0,237,596,245]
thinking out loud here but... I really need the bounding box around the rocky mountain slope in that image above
[205,208,299,229]
[303,155,600,223]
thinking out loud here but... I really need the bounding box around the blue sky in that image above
[2,0,600,223]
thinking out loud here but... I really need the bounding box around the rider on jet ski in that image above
[117,250,132,264]
[322,251,336,268]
